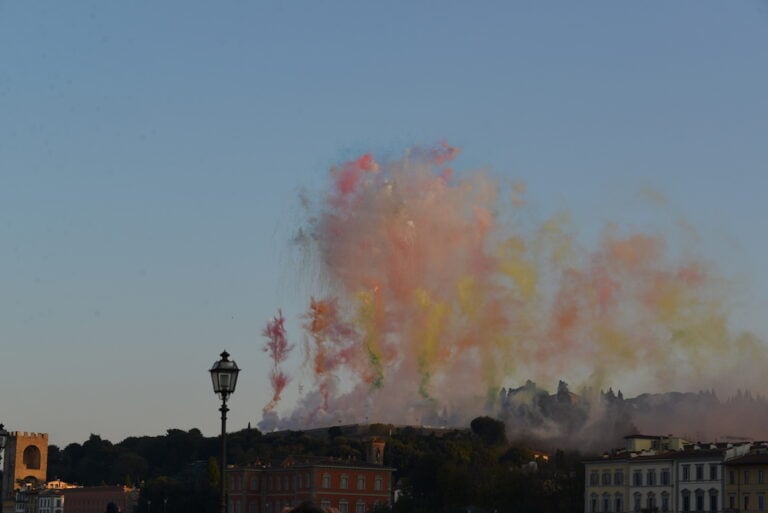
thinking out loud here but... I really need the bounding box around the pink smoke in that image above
[262,310,293,413]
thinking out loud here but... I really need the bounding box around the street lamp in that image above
[0,423,8,513]
[209,350,240,513]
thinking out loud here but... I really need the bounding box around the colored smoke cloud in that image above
[258,143,767,433]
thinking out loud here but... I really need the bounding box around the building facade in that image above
[585,435,688,513]
[585,456,627,513]
[628,454,675,513]
[227,459,393,513]
[11,483,135,513]
[36,490,64,513]
[724,453,768,512]
[583,435,763,513]
[60,486,138,513]
[672,443,751,513]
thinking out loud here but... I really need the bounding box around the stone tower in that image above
[2,431,48,505]
[364,438,385,465]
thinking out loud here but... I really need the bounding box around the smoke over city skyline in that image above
[258,143,767,436]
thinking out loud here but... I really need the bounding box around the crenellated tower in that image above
[1,431,49,511]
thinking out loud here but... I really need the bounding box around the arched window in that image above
[340,475,349,489]
[374,476,383,491]
[681,489,691,512]
[633,492,642,513]
[602,492,611,512]
[21,476,39,489]
[614,493,623,513]
[647,492,656,511]
[661,491,670,512]
[23,446,41,470]
[322,473,331,488]
[590,493,598,513]
[708,489,718,513]
[695,488,704,512]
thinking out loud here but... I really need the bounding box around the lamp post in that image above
[0,423,8,513]
[209,350,240,513]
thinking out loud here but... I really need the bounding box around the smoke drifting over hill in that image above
[258,143,768,442]
[497,380,768,451]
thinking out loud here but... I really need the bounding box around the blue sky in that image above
[1,1,767,447]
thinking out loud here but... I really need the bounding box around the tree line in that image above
[44,417,586,513]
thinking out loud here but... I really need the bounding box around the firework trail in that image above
[302,297,360,410]
[262,310,293,414]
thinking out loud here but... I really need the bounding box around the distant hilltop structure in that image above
[495,379,768,450]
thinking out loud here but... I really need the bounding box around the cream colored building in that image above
[585,435,690,512]
[584,434,761,513]
[628,453,675,512]
[586,451,677,512]
[674,443,749,513]
[585,455,628,513]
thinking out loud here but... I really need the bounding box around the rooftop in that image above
[229,455,394,471]
[584,450,679,463]
[725,454,768,466]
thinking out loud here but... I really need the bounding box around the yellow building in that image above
[625,434,688,452]
[724,453,768,512]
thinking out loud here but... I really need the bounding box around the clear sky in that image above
[1,1,767,447]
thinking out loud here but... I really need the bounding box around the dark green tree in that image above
[470,416,508,446]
